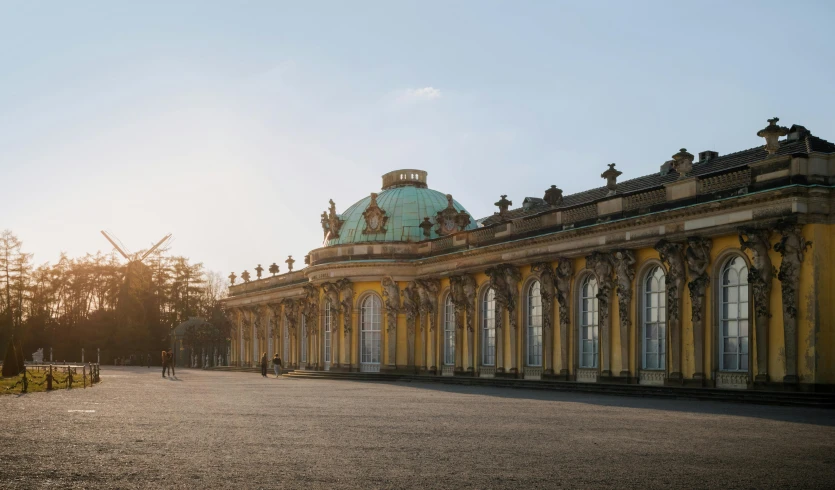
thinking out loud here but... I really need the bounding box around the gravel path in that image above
[1,367,834,489]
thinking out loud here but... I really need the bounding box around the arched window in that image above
[481,288,496,366]
[720,256,749,372]
[301,314,308,363]
[360,295,382,365]
[324,302,333,364]
[642,266,666,370]
[526,281,543,367]
[579,275,599,369]
[443,294,455,366]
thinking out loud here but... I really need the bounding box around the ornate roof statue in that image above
[671,148,694,179]
[255,264,264,279]
[544,185,563,206]
[494,195,512,218]
[268,263,279,276]
[241,270,251,283]
[285,255,295,272]
[228,272,237,285]
[601,163,622,196]
[757,117,790,155]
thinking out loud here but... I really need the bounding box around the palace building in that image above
[222,118,835,391]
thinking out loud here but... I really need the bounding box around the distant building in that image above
[223,118,835,391]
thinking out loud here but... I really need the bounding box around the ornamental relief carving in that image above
[774,223,811,382]
[321,282,340,312]
[739,227,775,320]
[530,262,555,332]
[586,251,614,328]
[611,250,636,327]
[337,279,354,334]
[555,259,573,330]
[282,299,300,335]
[434,194,472,236]
[402,281,420,337]
[486,264,521,331]
[449,274,468,332]
[654,240,686,325]
[381,276,401,333]
[302,284,320,335]
[362,193,388,234]
[686,237,712,321]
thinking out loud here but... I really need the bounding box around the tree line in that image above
[0,229,230,364]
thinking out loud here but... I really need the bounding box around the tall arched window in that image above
[360,295,382,365]
[324,302,333,364]
[443,294,455,366]
[642,266,666,370]
[301,314,308,363]
[720,256,749,372]
[481,288,496,366]
[526,281,543,367]
[579,275,599,369]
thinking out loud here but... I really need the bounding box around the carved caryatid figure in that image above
[686,237,712,380]
[555,258,573,376]
[415,278,440,331]
[739,227,774,381]
[486,264,521,372]
[302,284,320,334]
[586,251,614,375]
[531,262,555,374]
[322,282,340,312]
[774,224,811,383]
[402,282,420,367]
[449,275,467,332]
[655,239,686,380]
[611,250,635,377]
[283,299,299,335]
[337,279,354,333]
[381,276,401,366]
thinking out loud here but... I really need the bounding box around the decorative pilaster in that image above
[449,275,467,372]
[403,282,419,370]
[686,237,712,381]
[555,259,573,377]
[337,279,354,369]
[462,274,478,372]
[531,262,555,375]
[415,278,440,372]
[655,240,686,382]
[611,250,636,378]
[774,224,811,384]
[739,228,773,382]
[322,282,341,368]
[487,264,521,373]
[381,277,401,368]
[586,252,614,377]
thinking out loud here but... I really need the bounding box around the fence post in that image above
[83,365,87,388]
[47,365,53,391]
[21,366,28,394]
[67,365,73,389]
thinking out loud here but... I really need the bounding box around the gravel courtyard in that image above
[1,367,834,489]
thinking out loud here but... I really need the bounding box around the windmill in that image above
[100,231,173,351]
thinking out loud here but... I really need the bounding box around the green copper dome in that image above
[325,170,477,246]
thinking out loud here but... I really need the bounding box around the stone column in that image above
[739,228,774,382]
[612,250,636,378]
[774,225,811,384]
[686,237,712,382]
[382,277,401,368]
[555,259,573,378]
[655,240,686,383]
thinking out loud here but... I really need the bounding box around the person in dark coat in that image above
[272,354,282,378]
[166,350,175,377]
[260,352,268,377]
[161,350,168,378]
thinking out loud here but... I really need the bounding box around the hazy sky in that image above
[2,1,834,278]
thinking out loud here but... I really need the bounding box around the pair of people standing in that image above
[260,352,282,378]
[162,350,175,377]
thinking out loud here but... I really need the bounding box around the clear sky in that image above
[2,1,834,279]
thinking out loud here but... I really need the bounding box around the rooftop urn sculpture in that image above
[601,163,622,196]
[241,270,251,283]
[757,117,789,155]
[255,264,264,279]
[671,148,694,179]
[495,195,512,218]
[544,185,563,206]
[286,255,295,272]
[269,263,279,276]
[228,272,237,285]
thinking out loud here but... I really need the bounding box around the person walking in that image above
[146,353,151,368]
[161,350,168,378]
[272,354,282,378]
[167,350,175,377]
[260,352,268,377]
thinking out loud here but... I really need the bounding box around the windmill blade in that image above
[139,233,172,262]
[100,230,130,260]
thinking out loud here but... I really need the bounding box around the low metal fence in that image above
[2,363,101,394]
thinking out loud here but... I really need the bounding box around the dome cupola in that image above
[322,169,477,246]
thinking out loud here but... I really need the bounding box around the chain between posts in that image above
[2,363,101,394]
